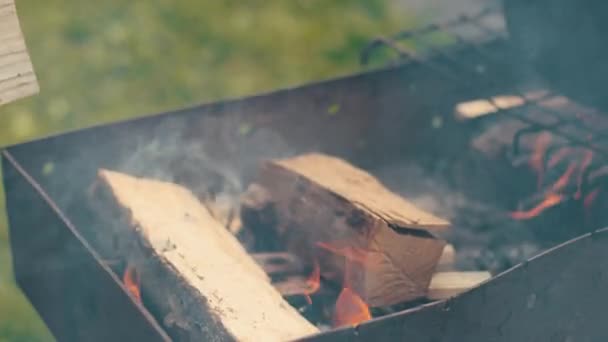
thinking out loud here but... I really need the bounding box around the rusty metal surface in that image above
[2,151,171,342]
[298,227,608,342]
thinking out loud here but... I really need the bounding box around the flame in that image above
[510,193,564,220]
[317,241,373,327]
[530,133,552,189]
[123,265,141,303]
[333,287,372,327]
[304,259,321,305]
[522,138,599,223]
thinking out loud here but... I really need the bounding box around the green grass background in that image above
[0,1,421,340]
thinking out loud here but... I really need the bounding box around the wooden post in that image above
[0,0,39,106]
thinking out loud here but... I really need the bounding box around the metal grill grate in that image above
[360,7,608,194]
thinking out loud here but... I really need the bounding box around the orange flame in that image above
[123,265,141,303]
[317,241,373,327]
[333,287,372,328]
[510,193,564,220]
[530,133,552,189]
[304,259,321,305]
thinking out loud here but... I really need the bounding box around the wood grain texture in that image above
[272,153,450,233]
[247,153,450,307]
[97,169,318,342]
[0,0,38,106]
[270,271,490,302]
[427,271,491,300]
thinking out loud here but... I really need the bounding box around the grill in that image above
[360,7,608,232]
[363,7,608,161]
[4,6,608,342]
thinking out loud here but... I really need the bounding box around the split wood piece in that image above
[254,246,454,277]
[244,153,450,307]
[97,169,318,342]
[0,0,39,106]
[202,196,242,235]
[272,271,490,303]
[427,271,491,300]
[436,244,455,272]
[454,90,548,121]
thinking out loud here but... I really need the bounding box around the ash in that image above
[373,160,541,274]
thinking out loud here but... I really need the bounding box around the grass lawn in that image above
[0,1,419,340]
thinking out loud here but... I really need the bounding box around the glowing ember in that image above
[123,265,142,303]
[584,187,601,224]
[333,287,372,328]
[575,151,594,199]
[304,259,321,305]
[530,133,552,189]
[510,193,565,220]
[584,188,601,209]
[522,137,599,223]
[551,163,577,192]
[547,147,576,169]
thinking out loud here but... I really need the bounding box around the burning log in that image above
[273,271,491,301]
[253,245,455,276]
[243,153,450,307]
[96,170,318,342]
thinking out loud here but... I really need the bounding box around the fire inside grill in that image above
[4,6,608,342]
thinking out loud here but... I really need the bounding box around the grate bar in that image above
[360,8,608,163]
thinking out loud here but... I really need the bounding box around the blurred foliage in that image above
[0,0,417,340]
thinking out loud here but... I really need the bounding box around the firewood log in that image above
[96,169,318,342]
[242,153,450,307]
[273,271,491,302]
[437,244,455,271]
[427,271,491,300]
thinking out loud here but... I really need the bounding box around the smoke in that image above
[372,159,540,273]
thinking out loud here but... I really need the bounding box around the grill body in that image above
[4,9,608,341]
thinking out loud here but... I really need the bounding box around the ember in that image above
[510,193,564,220]
[550,163,577,192]
[529,132,552,189]
[304,260,321,305]
[123,264,142,303]
[584,187,601,224]
[575,151,594,199]
[513,133,601,222]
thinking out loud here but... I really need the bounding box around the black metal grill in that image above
[360,6,608,199]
